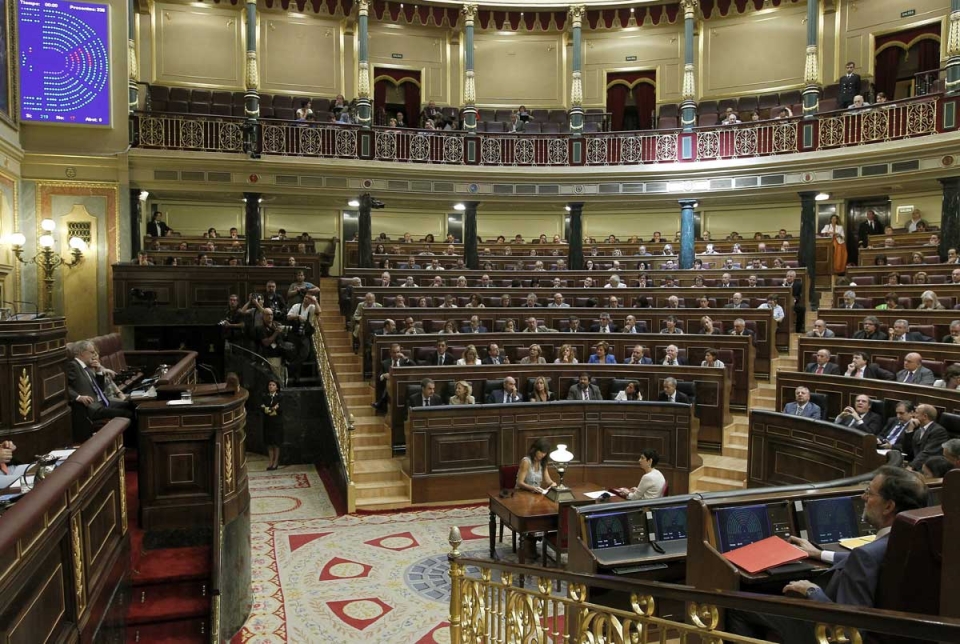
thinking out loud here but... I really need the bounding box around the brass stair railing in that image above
[447,526,960,644]
[312,319,356,512]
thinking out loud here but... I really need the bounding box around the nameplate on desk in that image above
[166,399,194,406]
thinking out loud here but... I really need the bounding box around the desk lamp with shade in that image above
[546,444,576,502]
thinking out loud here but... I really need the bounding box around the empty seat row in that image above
[657,84,843,127]
[148,86,341,120]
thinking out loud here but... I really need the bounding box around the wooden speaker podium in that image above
[0,316,71,456]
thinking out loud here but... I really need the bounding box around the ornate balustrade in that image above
[312,320,356,512]
[131,94,950,166]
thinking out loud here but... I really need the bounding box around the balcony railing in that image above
[312,320,356,512]
[131,93,951,167]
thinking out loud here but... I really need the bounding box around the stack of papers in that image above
[839,535,876,550]
[723,537,808,574]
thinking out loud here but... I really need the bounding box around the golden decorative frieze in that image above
[804,44,821,86]
[17,368,31,421]
[128,39,138,82]
[464,70,476,106]
[682,0,698,20]
[949,11,960,58]
[571,70,583,107]
[816,623,863,644]
[358,61,371,99]
[245,51,259,92]
[118,457,128,536]
[224,431,235,494]
[682,62,696,100]
[70,514,86,615]
[358,0,369,17]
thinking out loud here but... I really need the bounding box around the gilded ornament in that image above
[569,5,585,28]
[119,456,128,535]
[571,70,583,107]
[948,11,960,57]
[224,432,234,493]
[682,0,699,19]
[358,0,369,16]
[128,39,139,81]
[461,3,477,25]
[682,63,696,101]
[17,368,31,420]
[71,514,87,614]
[464,70,476,106]
[245,51,259,91]
[358,61,371,99]
[804,45,821,86]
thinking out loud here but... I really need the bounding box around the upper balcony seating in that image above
[656,83,842,128]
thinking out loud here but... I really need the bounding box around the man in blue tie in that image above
[877,402,915,447]
[66,341,135,422]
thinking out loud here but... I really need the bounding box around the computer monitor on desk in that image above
[798,496,875,547]
[652,505,688,542]
[713,502,793,554]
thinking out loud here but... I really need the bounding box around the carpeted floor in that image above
[235,457,519,644]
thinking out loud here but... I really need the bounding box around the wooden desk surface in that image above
[489,483,603,522]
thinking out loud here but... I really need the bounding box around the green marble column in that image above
[947,1,960,94]
[801,0,822,117]
[568,5,585,135]
[356,0,372,127]
[678,200,696,269]
[243,0,260,155]
[679,0,698,132]
[461,4,478,133]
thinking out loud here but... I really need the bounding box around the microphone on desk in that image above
[196,363,221,389]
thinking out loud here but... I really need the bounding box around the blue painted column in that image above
[801,0,822,117]
[947,1,960,94]
[678,200,696,269]
[679,0,698,132]
[127,0,138,113]
[243,0,260,155]
[568,5,585,136]
[356,0,372,127]
[461,4,478,133]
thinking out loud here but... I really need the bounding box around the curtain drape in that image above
[373,81,389,125]
[873,47,901,100]
[403,83,421,128]
[632,83,656,130]
[606,85,628,131]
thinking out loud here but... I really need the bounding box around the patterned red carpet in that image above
[234,459,493,643]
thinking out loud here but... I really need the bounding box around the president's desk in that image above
[404,400,698,504]
[0,419,129,642]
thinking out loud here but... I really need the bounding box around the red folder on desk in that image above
[722,537,808,574]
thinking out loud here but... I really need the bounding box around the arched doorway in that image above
[873,23,941,99]
[606,71,656,131]
[373,68,422,127]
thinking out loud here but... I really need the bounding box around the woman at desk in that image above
[616,449,666,500]
[261,380,283,471]
[516,438,556,494]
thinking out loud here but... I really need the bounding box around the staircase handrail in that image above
[312,317,356,511]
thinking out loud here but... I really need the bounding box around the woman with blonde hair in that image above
[449,380,475,405]
[554,344,578,364]
[918,290,945,310]
[521,344,547,364]
[529,376,555,402]
[457,344,482,365]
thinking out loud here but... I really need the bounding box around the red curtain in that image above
[403,83,421,128]
[373,67,421,126]
[374,81,388,125]
[917,39,941,73]
[874,47,901,100]
[606,85,628,131]
[632,83,656,130]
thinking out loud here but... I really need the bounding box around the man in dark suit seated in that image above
[408,378,442,409]
[66,341,135,423]
[462,315,487,334]
[889,319,931,343]
[657,377,690,404]
[589,312,617,333]
[942,320,960,344]
[728,318,755,341]
[852,316,888,341]
[729,466,927,644]
[567,372,601,401]
[834,394,882,435]
[374,343,414,412]
[486,376,523,404]
[481,343,508,365]
[895,352,936,385]
[805,319,835,339]
[842,351,892,380]
[805,349,841,375]
[724,292,749,309]
[782,386,821,419]
[425,339,455,366]
[563,316,584,333]
[840,290,864,310]
[877,401,915,446]
[624,344,653,365]
[660,344,687,366]
[896,404,950,471]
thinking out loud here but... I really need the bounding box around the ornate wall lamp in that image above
[7,218,87,313]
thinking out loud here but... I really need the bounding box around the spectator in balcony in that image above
[749,110,761,122]
[421,101,442,126]
[839,61,862,108]
[517,105,531,123]
[875,92,888,104]
[296,99,313,121]
[775,107,792,119]
[918,290,945,310]
[722,111,741,125]
[331,94,347,116]
[907,209,929,233]
[147,211,172,237]
[848,95,870,109]
[509,113,525,133]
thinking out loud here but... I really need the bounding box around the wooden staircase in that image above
[318,279,411,510]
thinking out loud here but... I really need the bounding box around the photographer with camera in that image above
[263,280,287,318]
[221,294,248,348]
[256,308,287,381]
[287,270,320,307]
[285,294,318,384]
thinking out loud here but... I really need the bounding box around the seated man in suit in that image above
[943,438,960,467]
[806,320,835,339]
[853,316,889,341]
[660,344,687,366]
[624,344,653,365]
[843,351,893,380]
[942,320,960,344]
[401,317,423,335]
[590,312,617,333]
[374,343,414,412]
[486,376,524,404]
[834,394,883,435]
[563,316,585,333]
[878,401,916,446]
[724,292,749,309]
[621,315,643,334]
[425,339,455,366]
[805,349,842,375]
[658,377,691,404]
[462,315,487,334]
[521,316,550,333]
[408,378,442,409]
[895,352,936,385]
[481,343,509,365]
[567,372,601,401]
[896,404,950,471]
[728,318,755,341]
[729,466,928,644]
[840,290,864,310]
[889,319,930,343]
[66,341,135,423]
[783,385,821,419]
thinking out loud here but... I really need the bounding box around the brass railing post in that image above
[447,527,463,644]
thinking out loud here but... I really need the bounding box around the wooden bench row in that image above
[829,284,960,309]
[795,338,959,378]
